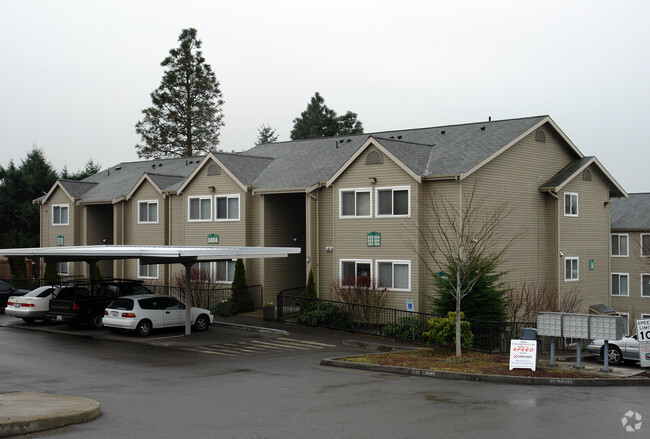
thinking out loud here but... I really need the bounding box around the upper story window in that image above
[376,186,410,217]
[138,201,158,224]
[340,189,371,218]
[188,196,212,221]
[215,195,240,221]
[564,192,578,217]
[611,273,629,296]
[377,260,411,291]
[52,204,69,225]
[565,257,579,281]
[611,233,629,257]
[642,274,650,298]
[642,234,650,257]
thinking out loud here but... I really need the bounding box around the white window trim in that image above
[339,259,373,285]
[641,273,650,298]
[339,188,372,219]
[52,204,69,226]
[564,192,578,217]
[188,196,212,222]
[611,272,629,296]
[564,257,579,282]
[137,200,159,224]
[641,233,650,257]
[376,260,411,292]
[214,260,236,283]
[57,261,69,276]
[610,233,629,257]
[214,194,241,222]
[375,186,411,218]
[137,260,159,279]
[641,313,650,319]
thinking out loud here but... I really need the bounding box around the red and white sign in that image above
[509,339,537,371]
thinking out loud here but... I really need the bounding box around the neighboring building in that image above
[36,115,627,311]
[609,193,650,331]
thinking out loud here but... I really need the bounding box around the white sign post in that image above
[509,339,537,371]
[636,319,650,368]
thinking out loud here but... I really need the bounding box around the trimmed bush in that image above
[382,317,429,342]
[424,312,473,349]
[296,301,347,330]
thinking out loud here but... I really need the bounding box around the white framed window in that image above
[641,313,650,319]
[617,312,630,335]
[215,195,240,221]
[642,274,650,298]
[642,234,650,257]
[138,201,159,224]
[611,273,629,296]
[215,260,236,283]
[611,233,628,257]
[340,259,372,286]
[138,260,158,279]
[339,188,371,218]
[188,196,212,221]
[57,262,69,276]
[565,257,579,281]
[564,192,578,216]
[376,186,410,217]
[376,260,411,291]
[191,262,211,281]
[52,204,69,225]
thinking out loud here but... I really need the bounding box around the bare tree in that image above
[415,180,523,357]
[507,278,584,322]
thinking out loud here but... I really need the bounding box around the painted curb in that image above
[320,358,650,386]
[0,392,101,437]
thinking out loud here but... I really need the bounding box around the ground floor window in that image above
[191,260,236,283]
[617,313,630,335]
[611,273,629,296]
[138,260,158,279]
[376,260,410,291]
[642,274,650,298]
[565,257,579,281]
[57,262,69,276]
[340,259,371,286]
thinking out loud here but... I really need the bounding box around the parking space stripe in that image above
[180,337,336,357]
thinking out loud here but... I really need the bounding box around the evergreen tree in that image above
[136,28,224,158]
[61,159,101,180]
[231,259,253,313]
[256,123,279,144]
[0,147,58,248]
[300,269,317,314]
[43,262,60,285]
[290,92,363,140]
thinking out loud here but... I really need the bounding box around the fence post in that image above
[277,292,283,322]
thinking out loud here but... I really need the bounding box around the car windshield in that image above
[24,287,55,298]
[108,298,134,311]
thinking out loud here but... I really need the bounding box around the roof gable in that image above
[41,180,97,204]
[125,173,186,200]
[540,156,627,198]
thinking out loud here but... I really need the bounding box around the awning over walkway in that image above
[0,245,301,335]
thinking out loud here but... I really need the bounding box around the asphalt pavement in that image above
[0,309,648,437]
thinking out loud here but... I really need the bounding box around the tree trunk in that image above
[456,281,462,357]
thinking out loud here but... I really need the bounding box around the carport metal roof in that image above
[0,245,301,335]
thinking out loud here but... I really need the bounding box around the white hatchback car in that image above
[5,286,58,323]
[103,294,214,337]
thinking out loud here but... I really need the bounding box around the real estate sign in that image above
[509,339,537,371]
[636,319,650,368]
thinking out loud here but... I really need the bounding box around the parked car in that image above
[0,280,30,309]
[103,294,213,337]
[586,334,639,365]
[47,280,153,329]
[5,285,58,322]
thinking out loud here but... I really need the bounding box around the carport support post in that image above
[602,340,610,372]
[184,263,192,336]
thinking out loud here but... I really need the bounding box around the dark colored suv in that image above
[47,280,152,328]
[0,280,30,309]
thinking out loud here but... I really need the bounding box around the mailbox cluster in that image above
[537,312,624,340]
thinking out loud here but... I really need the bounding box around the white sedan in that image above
[5,286,58,323]
[102,294,213,337]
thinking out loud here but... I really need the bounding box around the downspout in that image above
[537,176,542,290]
[547,189,561,307]
[308,186,321,296]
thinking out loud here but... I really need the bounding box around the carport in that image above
[0,245,300,335]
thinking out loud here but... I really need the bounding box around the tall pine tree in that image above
[256,123,279,144]
[290,92,363,140]
[136,28,224,158]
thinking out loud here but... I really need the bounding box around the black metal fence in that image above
[276,291,535,353]
[144,283,264,312]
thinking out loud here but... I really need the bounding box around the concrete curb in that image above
[213,321,290,336]
[0,392,101,437]
[320,358,650,386]
[342,339,416,352]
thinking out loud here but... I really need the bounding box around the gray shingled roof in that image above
[58,180,98,199]
[611,193,650,231]
[540,157,594,190]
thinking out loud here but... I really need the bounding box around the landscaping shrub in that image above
[424,312,473,349]
[296,301,348,330]
[382,317,429,342]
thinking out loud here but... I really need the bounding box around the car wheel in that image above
[22,318,36,324]
[604,346,623,365]
[194,314,210,331]
[135,320,152,337]
[90,312,104,329]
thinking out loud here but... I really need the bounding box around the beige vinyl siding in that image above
[331,146,420,310]
[246,194,261,285]
[556,166,612,310]
[317,187,334,298]
[42,189,84,276]
[611,232,650,330]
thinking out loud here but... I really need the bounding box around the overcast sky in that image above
[2,0,648,192]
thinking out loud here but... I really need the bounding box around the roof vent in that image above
[480,126,486,131]
[440,130,446,135]
[397,135,402,139]
[389,136,395,139]
[158,163,163,167]
[115,166,122,170]
[347,139,351,142]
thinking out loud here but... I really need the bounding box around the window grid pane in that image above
[394,264,408,289]
[228,198,239,219]
[216,197,227,219]
[377,262,392,288]
[341,192,355,216]
[356,192,370,216]
[148,203,157,222]
[643,275,650,297]
[139,203,148,222]
[378,190,392,215]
